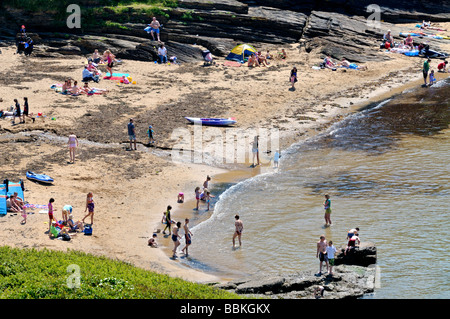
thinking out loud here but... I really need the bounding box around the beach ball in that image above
[154,61,157,64]
[168,62,171,65]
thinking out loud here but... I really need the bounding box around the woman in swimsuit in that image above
[82,192,95,225]
[323,194,332,226]
[68,132,78,163]
[172,221,182,258]
[233,215,243,248]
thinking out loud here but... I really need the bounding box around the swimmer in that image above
[232,215,243,248]
[323,194,332,226]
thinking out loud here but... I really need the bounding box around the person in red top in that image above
[437,60,448,72]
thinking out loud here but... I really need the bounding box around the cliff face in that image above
[1,0,449,63]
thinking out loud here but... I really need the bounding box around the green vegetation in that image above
[0,246,241,299]
[2,0,178,29]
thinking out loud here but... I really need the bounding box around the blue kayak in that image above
[185,117,237,126]
[26,171,54,184]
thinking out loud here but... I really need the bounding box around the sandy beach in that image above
[1,21,449,284]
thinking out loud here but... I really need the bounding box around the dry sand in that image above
[1,22,449,284]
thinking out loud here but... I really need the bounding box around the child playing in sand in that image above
[429,70,437,86]
[148,233,158,247]
[121,75,130,84]
[177,192,184,203]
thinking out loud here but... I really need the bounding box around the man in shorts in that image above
[149,17,161,42]
[316,235,328,275]
[128,118,137,150]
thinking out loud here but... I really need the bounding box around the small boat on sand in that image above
[26,171,54,184]
[185,117,237,126]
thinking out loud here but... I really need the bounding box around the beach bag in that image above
[84,224,93,236]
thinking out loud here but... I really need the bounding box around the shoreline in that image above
[155,70,450,282]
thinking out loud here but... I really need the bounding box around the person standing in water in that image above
[68,132,79,163]
[181,218,193,256]
[172,221,182,258]
[323,194,332,226]
[251,135,260,167]
[162,205,172,235]
[233,215,244,248]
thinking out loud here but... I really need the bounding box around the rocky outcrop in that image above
[215,242,377,299]
[335,241,378,267]
[1,1,448,64]
[215,264,377,299]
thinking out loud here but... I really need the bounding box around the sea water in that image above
[182,78,450,299]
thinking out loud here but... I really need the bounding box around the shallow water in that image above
[180,78,450,298]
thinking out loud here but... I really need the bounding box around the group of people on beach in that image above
[0,97,35,124]
[158,175,212,258]
[423,58,448,86]
[248,49,287,68]
[46,192,95,240]
[159,205,193,258]
[127,118,156,151]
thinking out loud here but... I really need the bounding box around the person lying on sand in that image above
[338,58,368,70]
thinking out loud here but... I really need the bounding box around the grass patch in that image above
[0,246,242,299]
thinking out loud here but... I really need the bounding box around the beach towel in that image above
[104,72,129,81]
[223,61,242,67]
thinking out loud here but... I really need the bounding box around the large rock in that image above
[217,264,377,299]
[335,241,377,267]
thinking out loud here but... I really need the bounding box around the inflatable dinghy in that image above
[26,171,54,184]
